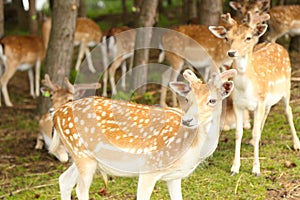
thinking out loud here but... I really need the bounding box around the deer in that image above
[42,17,103,73]
[101,26,135,97]
[229,0,300,42]
[0,35,46,107]
[209,12,300,176]
[159,24,252,132]
[49,68,236,200]
[36,74,101,162]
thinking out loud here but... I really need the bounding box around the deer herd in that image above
[1,0,300,199]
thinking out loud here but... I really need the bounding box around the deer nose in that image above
[227,50,237,57]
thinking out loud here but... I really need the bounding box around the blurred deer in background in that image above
[158,25,232,107]
[209,12,300,176]
[50,69,236,200]
[230,0,300,42]
[0,35,46,107]
[36,74,101,162]
[101,26,135,97]
[42,17,103,73]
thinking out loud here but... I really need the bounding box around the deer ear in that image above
[221,81,234,99]
[209,26,227,39]
[169,82,191,97]
[229,1,242,11]
[254,24,268,37]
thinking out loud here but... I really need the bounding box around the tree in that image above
[121,0,127,24]
[131,0,159,95]
[78,0,86,17]
[199,0,223,25]
[182,0,198,24]
[28,0,38,35]
[0,0,4,38]
[12,0,28,30]
[39,0,79,115]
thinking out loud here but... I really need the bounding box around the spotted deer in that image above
[230,0,300,42]
[42,17,103,73]
[36,74,101,162]
[50,69,236,200]
[0,35,46,107]
[209,12,300,176]
[101,26,135,97]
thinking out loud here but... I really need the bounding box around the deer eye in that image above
[245,36,252,41]
[207,98,217,106]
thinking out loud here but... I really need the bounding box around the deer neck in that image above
[191,103,222,161]
[233,51,253,75]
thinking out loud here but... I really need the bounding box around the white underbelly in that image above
[18,63,33,71]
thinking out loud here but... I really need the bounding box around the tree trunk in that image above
[199,0,223,25]
[131,0,159,95]
[0,0,4,38]
[39,0,78,115]
[182,0,198,24]
[28,0,38,35]
[12,0,28,30]
[78,0,86,17]
[121,0,127,24]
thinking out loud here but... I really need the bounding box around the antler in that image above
[64,77,101,94]
[220,13,237,28]
[183,70,201,85]
[42,74,60,91]
[64,77,75,94]
[246,11,270,28]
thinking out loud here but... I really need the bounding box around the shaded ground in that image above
[0,50,300,199]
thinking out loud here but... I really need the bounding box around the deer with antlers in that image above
[36,74,101,162]
[209,12,300,176]
[0,35,46,107]
[230,0,300,42]
[42,17,103,73]
[50,68,236,200]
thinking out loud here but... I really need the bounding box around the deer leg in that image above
[283,96,300,150]
[170,61,184,107]
[230,105,244,175]
[28,68,35,97]
[75,42,86,72]
[84,47,96,73]
[1,62,18,106]
[102,70,108,97]
[160,68,172,107]
[35,59,41,97]
[75,158,97,200]
[35,133,44,149]
[167,179,182,200]
[121,59,126,89]
[251,103,265,176]
[109,57,123,96]
[136,173,159,200]
[59,163,79,200]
